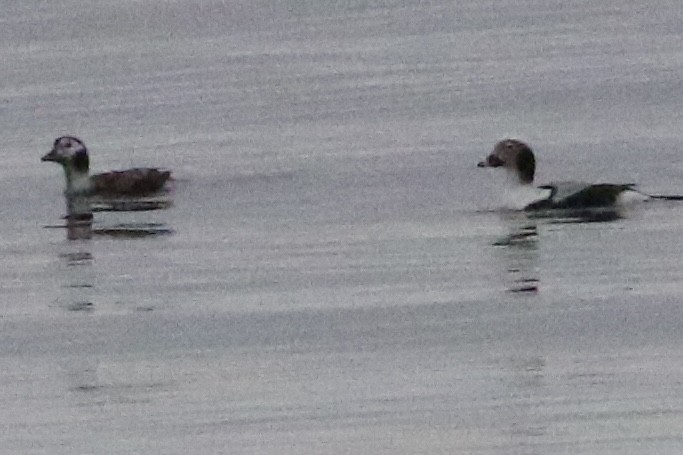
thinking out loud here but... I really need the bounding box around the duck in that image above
[477,139,657,211]
[41,136,171,198]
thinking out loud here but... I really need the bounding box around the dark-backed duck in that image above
[477,139,651,211]
[41,136,171,198]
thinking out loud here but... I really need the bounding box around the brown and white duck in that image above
[42,136,171,198]
[477,139,653,211]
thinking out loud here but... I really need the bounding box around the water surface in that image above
[2,1,683,453]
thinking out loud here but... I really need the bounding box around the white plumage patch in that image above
[616,189,650,206]
[501,181,553,210]
[66,171,92,197]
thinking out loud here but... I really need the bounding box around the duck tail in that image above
[649,194,683,201]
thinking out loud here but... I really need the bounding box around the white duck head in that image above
[478,139,536,185]
[42,136,91,196]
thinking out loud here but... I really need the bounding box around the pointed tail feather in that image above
[649,194,683,201]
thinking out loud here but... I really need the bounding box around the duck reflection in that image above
[56,242,95,312]
[50,193,173,241]
[491,207,625,293]
[50,194,172,313]
[527,207,624,224]
[493,213,540,294]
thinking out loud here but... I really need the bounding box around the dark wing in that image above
[90,168,171,196]
[524,183,636,211]
[551,184,634,209]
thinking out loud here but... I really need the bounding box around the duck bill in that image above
[41,149,59,162]
[477,154,504,168]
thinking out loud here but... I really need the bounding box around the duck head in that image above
[42,136,92,198]
[42,136,89,172]
[478,139,536,185]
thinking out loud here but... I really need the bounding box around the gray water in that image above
[2,1,683,453]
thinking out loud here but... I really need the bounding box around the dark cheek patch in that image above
[516,149,535,184]
[73,150,89,172]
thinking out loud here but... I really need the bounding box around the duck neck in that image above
[62,165,93,228]
[505,168,533,187]
[63,166,91,197]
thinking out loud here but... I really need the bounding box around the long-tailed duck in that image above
[41,136,171,197]
[477,139,653,211]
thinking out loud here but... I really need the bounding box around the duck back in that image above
[91,168,171,196]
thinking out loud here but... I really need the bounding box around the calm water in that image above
[2,1,683,453]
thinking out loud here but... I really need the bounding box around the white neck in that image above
[500,175,549,210]
[62,166,93,220]
[506,167,532,186]
[64,167,92,197]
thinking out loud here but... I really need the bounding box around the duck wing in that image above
[525,182,636,210]
[90,168,171,196]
